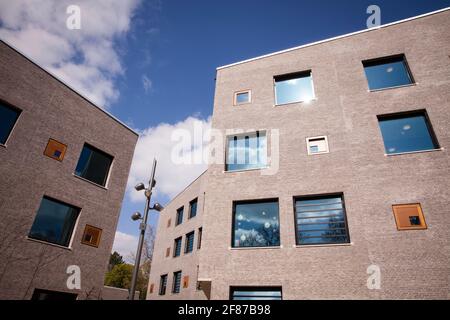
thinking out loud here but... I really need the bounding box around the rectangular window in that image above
[31,289,77,300]
[392,204,427,230]
[172,271,182,294]
[0,101,21,145]
[295,194,350,246]
[188,198,198,219]
[75,143,113,187]
[274,71,314,105]
[230,287,282,300]
[44,139,67,162]
[234,90,251,105]
[363,55,414,90]
[197,227,202,250]
[159,274,168,295]
[306,136,329,155]
[378,110,439,155]
[173,237,182,257]
[176,207,184,226]
[232,199,280,248]
[185,231,195,254]
[28,197,80,247]
[226,131,267,172]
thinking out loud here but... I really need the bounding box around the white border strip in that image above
[0,40,139,136]
[217,7,450,70]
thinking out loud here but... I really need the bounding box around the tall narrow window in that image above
[75,144,113,187]
[185,231,195,254]
[295,194,350,245]
[378,110,439,155]
[172,271,182,294]
[176,207,184,225]
[197,227,203,250]
[173,237,182,257]
[159,274,168,295]
[274,71,314,105]
[363,55,414,90]
[189,198,198,219]
[28,197,80,247]
[231,287,282,300]
[0,101,21,145]
[232,199,280,248]
[226,131,267,172]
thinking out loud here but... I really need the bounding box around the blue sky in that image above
[1,0,449,259]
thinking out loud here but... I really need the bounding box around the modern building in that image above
[147,8,450,300]
[0,40,138,299]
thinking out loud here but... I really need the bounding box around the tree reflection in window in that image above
[233,200,280,248]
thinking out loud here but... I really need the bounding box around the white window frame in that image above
[306,136,329,155]
[233,90,252,106]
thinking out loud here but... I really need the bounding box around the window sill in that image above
[294,242,353,249]
[72,174,108,190]
[229,245,283,251]
[274,98,317,107]
[385,148,443,157]
[26,237,73,251]
[224,166,269,174]
[234,102,252,107]
[307,151,330,156]
[368,83,417,92]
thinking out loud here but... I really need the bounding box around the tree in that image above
[108,251,125,271]
[104,264,133,289]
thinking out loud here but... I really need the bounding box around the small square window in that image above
[75,143,113,187]
[363,54,414,91]
[81,225,102,248]
[234,90,251,105]
[44,139,67,161]
[306,136,329,155]
[392,204,427,230]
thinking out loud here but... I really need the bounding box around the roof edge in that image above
[0,39,139,136]
[217,7,450,70]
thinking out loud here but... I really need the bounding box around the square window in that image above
[0,101,21,145]
[75,143,113,187]
[44,139,67,161]
[295,194,350,246]
[306,136,329,155]
[378,110,439,155]
[172,271,182,294]
[363,55,414,90]
[274,71,315,105]
[392,204,427,230]
[185,231,195,254]
[176,207,184,226]
[234,90,251,105]
[29,197,80,247]
[189,198,198,219]
[230,287,282,300]
[226,131,267,172]
[232,199,280,248]
[81,225,102,248]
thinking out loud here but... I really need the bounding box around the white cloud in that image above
[127,116,211,203]
[112,231,138,263]
[0,0,141,107]
[142,74,152,93]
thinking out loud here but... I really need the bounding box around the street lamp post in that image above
[128,158,163,300]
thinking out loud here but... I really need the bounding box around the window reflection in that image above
[363,55,413,90]
[0,101,21,145]
[75,144,113,186]
[226,132,267,171]
[231,287,282,300]
[274,71,314,105]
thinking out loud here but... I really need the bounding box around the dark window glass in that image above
[295,195,350,245]
[185,231,195,253]
[75,144,113,187]
[232,200,280,248]
[172,271,182,294]
[226,131,267,171]
[0,101,21,145]
[189,198,198,219]
[363,55,413,90]
[197,227,202,250]
[378,111,439,154]
[31,289,77,300]
[29,197,80,247]
[231,287,282,300]
[174,237,182,257]
[176,207,184,225]
[159,274,167,295]
[274,71,314,105]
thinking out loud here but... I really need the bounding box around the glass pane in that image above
[0,102,20,144]
[233,201,280,248]
[298,236,348,245]
[29,197,79,247]
[189,200,197,218]
[297,216,345,225]
[236,92,250,104]
[364,57,413,90]
[298,228,348,238]
[299,222,346,231]
[297,209,344,218]
[232,289,282,300]
[275,73,314,105]
[226,133,266,171]
[296,197,342,206]
[297,203,343,212]
[75,145,113,186]
[379,113,438,154]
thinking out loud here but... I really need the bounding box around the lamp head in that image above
[134,182,145,191]
[131,212,142,221]
[152,202,164,212]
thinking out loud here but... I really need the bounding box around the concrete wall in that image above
[0,41,138,299]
